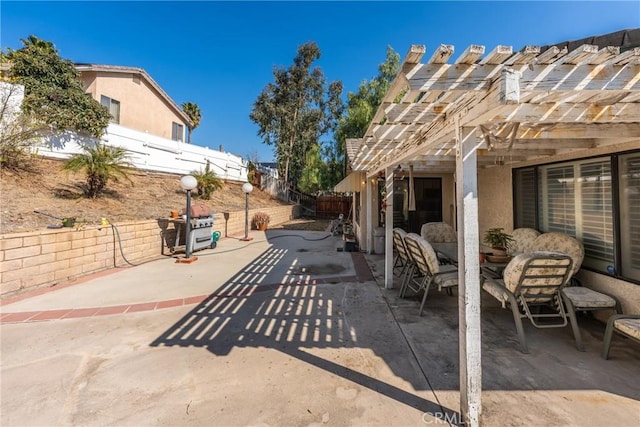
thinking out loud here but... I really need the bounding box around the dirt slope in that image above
[0,158,290,234]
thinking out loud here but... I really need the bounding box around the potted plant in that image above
[252,212,271,231]
[483,227,514,257]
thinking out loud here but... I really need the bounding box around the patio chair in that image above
[601,314,640,359]
[531,232,621,350]
[508,228,541,255]
[392,228,413,288]
[420,222,457,243]
[402,233,458,316]
[482,251,579,353]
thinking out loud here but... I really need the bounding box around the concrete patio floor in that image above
[1,229,639,426]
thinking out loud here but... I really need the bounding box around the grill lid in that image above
[181,204,212,218]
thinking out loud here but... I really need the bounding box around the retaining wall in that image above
[0,204,300,297]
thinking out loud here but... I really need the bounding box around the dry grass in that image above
[0,157,292,234]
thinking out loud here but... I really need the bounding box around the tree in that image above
[2,35,111,138]
[298,143,328,194]
[250,42,343,189]
[182,101,201,144]
[0,82,47,170]
[62,143,133,198]
[191,160,223,200]
[328,46,400,186]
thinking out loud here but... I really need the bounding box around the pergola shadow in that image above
[151,231,461,422]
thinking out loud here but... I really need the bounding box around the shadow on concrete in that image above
[151,230,639,425]
[151,231,461,422]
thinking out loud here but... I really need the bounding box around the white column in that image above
[384,166,394,289]
[455,120,482,427]
[366,176,374,254]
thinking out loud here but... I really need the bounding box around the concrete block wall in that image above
[1,205,300,297]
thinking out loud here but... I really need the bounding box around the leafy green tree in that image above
[2,35,111,138]
[328,46,400,186]
[250,42,343,189]
[298,143,328,194]
[181,101,201,144]
[191,160,223,200]
[62,143,133,198]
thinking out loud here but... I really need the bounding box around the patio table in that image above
[431,242,509,279]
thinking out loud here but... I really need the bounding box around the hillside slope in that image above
[0,158,289,234]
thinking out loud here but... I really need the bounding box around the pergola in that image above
[347,29,640,426]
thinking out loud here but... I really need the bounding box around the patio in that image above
[1,231,638,426]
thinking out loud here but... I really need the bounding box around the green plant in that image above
[483,227,514,250]
[252,211,271,228]
[192,160,223,200]
[62,143,133,198]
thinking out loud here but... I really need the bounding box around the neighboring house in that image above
[76,64,193,142]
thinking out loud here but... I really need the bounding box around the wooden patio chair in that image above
[482,251,579,353]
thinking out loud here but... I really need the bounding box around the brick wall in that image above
[1,205,300,297]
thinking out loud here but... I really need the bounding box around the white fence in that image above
[2,82,249,182]
[41,124,249,181]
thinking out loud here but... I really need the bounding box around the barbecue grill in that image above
[178,204,214,252]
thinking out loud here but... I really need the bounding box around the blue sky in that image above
[2,1,639,162]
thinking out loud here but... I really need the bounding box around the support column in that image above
[384,166,394,289]
[455,120,482,427]
[366,176,374,254]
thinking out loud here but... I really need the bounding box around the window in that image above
[100,95,120,124]
[513,167,537,229]
[172,122,184,142]
[514,152,639,283]
[619,153,640,281]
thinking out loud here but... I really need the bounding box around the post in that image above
[177,175,198,264]
[384,166,394,289]
[455,119,482,427]
[185,188,193,259]
[241,182,254,241]
[244,192,249,240]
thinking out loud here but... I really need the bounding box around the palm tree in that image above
[182,102,201,144]
[63,143,133,198]
[191,160,223,200]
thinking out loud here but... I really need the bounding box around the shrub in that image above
[252,211,271,228]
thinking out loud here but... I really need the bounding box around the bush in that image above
[252,211,271,228]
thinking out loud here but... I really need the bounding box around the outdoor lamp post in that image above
[178,175,198,263]
[241,182,253,241]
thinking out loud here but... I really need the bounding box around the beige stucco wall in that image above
[81,71,188,140]
[478,166,513,252]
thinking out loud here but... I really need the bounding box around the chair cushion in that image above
[502,251,572,296]
[509,228,541,255]
[530,232,584,277]
[393,228,410,262]
[421,222,456,243]
[434,270,458,289]
[482,280,509,307]
[614,318,640,340]
[562,287,617,309]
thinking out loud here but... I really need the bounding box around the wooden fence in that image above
[315,195,351,219]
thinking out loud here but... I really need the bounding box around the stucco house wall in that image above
[79,67,190,141]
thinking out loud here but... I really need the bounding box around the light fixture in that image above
[241,182,254,241]
[177,175,198,263]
